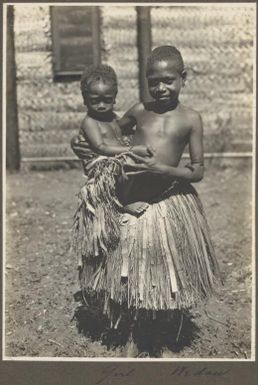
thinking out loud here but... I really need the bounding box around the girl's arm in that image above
[161,112,204,182]
[118,103,143,135]
[127,113,204,183]
[71,134,93,160]
[118,114,136,136]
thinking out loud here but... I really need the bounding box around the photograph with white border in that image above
[3,2,256,361]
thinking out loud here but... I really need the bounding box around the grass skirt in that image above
[75,170,221,315]
[72,155,127,262]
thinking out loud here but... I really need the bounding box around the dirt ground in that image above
[5,160,253,358]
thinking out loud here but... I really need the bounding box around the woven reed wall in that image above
[14,5,84,158]
[13,5,254,159]
[101,6,139,111]
[14,5,138,159]
[151,6,255,152]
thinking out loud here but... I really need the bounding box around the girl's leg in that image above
[123,330,139,357]
[122,310,139,357]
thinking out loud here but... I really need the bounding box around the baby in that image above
[75,64,151,215]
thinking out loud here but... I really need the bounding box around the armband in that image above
[185,162,204,172]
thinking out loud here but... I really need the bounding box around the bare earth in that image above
[5,161,253,358]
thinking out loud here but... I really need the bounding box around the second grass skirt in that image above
[79,181,221,316]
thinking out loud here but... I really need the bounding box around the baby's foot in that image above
[123,202,149,217]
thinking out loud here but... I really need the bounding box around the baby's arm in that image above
[81,117,127,156]
[81,116,149,158]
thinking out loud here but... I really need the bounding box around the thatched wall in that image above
[152,6,254,152]
[14,5,85,158]
[101,6,139,112]
[13,5,254,159]
[14,5,139,158]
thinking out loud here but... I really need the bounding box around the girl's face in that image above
[85,80,116,114]
[147,59,186,106]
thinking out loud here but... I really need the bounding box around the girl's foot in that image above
[160,348,175,358]
[122,332,139,357]
[137,351,150,358]
[123,202,149,216]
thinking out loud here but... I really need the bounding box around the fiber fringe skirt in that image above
[75,177,221,314]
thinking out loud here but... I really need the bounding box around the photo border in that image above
[1,0,257,384]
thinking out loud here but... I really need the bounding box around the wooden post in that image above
[6,5,20,171]
[136,7,152,103]
[92,6,101,65]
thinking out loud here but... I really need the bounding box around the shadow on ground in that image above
[73,291,200,357]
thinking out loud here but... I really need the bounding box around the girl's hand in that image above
[71,135,94,159]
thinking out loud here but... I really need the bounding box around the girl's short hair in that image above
[81,64,118,102]
[146,46,185,75]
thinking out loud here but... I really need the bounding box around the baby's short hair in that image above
[146,45,185,75]
[80,64,118,102]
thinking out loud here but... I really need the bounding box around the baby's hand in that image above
[132,145,151,157]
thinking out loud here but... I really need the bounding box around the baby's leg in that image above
[117,175,149,216]
[123,202,149,216]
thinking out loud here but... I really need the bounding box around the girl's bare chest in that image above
[137,114,190,140]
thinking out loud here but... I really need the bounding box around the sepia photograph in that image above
[3,2,256,361]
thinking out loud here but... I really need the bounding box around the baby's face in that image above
[86,81,116,114]
[147,59,185,106]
